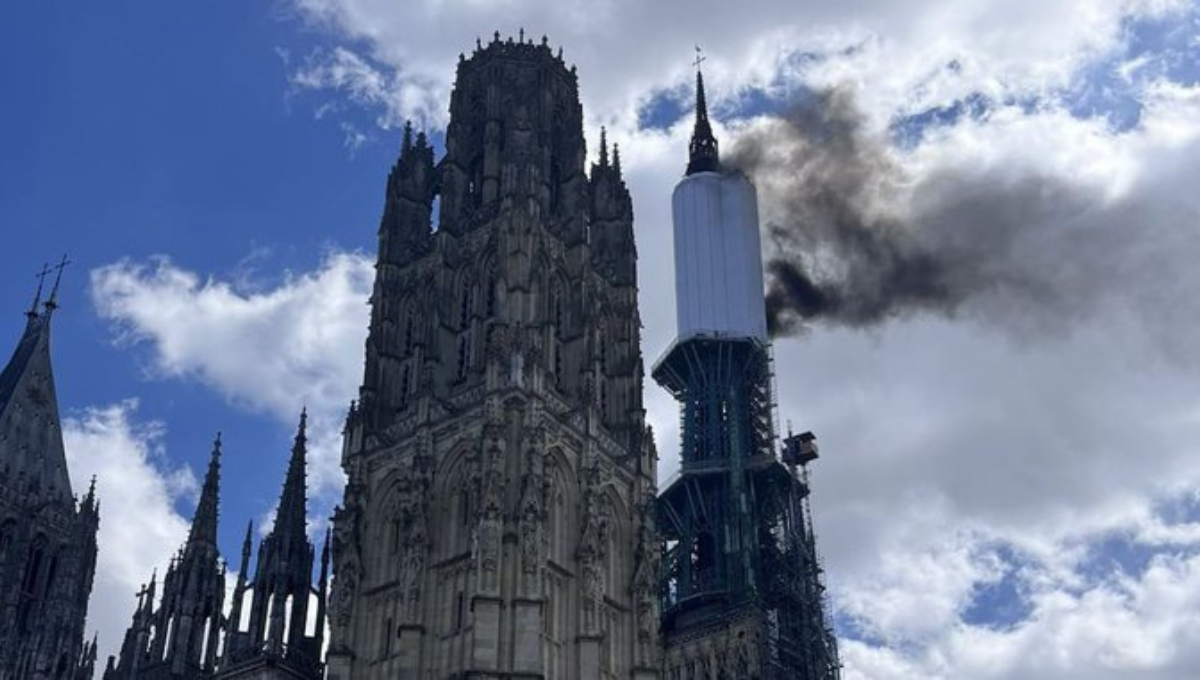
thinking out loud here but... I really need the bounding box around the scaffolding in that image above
[654,336,840,680]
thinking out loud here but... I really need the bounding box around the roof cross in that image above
[135,579,153,608]
[28,262,52,316]
[45,254,72,312]
[693,45,706,71]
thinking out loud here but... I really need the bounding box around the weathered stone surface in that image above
[327,33,659,680]
[0,302,99,680]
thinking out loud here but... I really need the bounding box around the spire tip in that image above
[44,254,71,314]
[686,48,720,175]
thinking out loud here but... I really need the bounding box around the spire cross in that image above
[135,580,152,606]
[45,254,72,311]
[693,45,706,71]
[29,262,52,316]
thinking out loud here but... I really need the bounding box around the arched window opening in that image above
[0,520,14,564]
[459,283,474,329]
[238,591,253,632]
[453,591,466,632]
[21,543,44,594]
[605,520,620,597]
[199,616,212,666]
[485,275,498,318]
[281,594,295,645]
[404,312,415,353]
[163,616,176,660]
[264,593,276,644]
[458,486,473,533]
[43,553,59,597]
[600,612,613,673]
[545,465,569,566]
[399,363,412,411]
[553,341,563,389]
[552,289,564,335]
[457,335,471,380]
[381,615,393,659]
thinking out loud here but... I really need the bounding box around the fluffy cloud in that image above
[284,0,1189,134]
[89,251,374,500]
[62,401,194,671]
[271,1,1200,674]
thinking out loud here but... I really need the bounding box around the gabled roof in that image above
[0,311,74,502]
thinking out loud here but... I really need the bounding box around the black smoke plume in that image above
[725,87,1193,341]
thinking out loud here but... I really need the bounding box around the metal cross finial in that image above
[693,45,706,71]
[45,254,72,311]
[29,262,52,316]
[136,580,151,605]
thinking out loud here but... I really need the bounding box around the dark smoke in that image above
[725,87,1190,340]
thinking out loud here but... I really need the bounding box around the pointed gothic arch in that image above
[432,445,478,559]
[598,484,629,603]
[543,447,577,568]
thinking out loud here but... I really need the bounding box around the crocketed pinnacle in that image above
[272,408,309,543]
[186,433,222,547]
[686,67,720,175]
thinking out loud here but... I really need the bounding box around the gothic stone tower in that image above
[326,32,660,680]
[0,276,99,680]
[104,437,226,680]
[106,410,328,680]
[219,410,329,680]
[653,71,841,679]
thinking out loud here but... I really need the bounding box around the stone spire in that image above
[223,408,325,678]
[77,632,98,680]
[599,126,610,168]
[104,437,226,678]
[0,265,99,680]
[314,527,331,653]
[0,274,75,502]
[686,63,720,175]
[274,408,309,543]
[219,520,254,667]
[187,433,222,548]
[377,120,436,267]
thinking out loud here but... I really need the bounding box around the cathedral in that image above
[325,31,660,680]
[0,31,840,680]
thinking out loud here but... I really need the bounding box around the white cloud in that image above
[839,550,1200,680]
[63,401,194,671]
[89,251,374,500]
[282,0,1189,138]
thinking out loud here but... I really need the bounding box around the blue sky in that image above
[1,2,379,537]
[4,1,1200,677]
[0,4,392,652]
